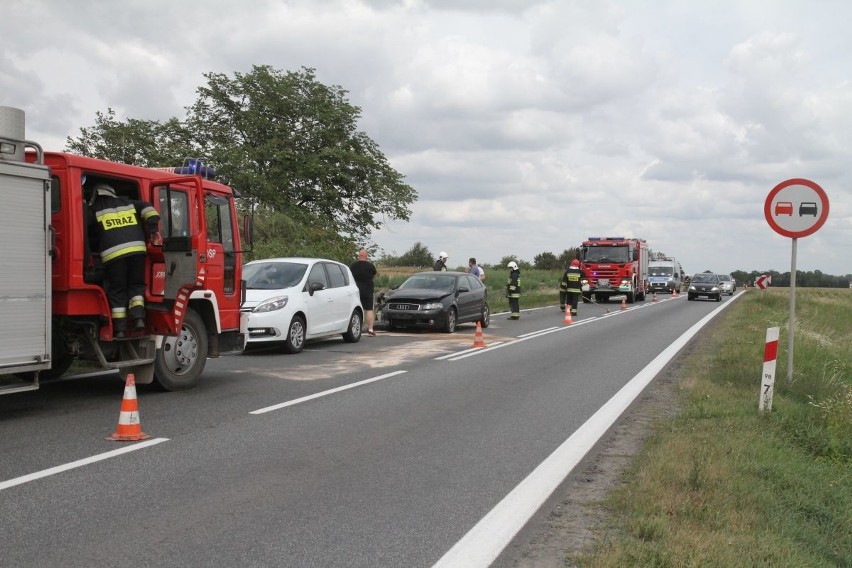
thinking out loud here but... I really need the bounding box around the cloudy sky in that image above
[3,0,850,276]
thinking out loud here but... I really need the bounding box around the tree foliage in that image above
[533,251,559,270]
[378,241,433,268]
[65,65,417,249]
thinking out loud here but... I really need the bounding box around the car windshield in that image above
[243,261,309,290]
[718,275,732,282]
[582,245,631,263]
[692,273,716,283]
[650,266,673,276]
[399,274,457,292]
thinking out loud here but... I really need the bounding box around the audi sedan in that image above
[383,272,490,333]
[241,258,363,353]
[687,272,722,302]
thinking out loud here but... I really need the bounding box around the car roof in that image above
[245,257,345,266]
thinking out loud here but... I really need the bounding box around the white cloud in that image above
[1,0,849,276]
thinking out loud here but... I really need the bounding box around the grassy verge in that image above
[575,288,852,567]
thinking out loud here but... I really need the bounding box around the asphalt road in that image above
[0,292,742,567]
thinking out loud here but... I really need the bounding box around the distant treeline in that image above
[732,269,850,288]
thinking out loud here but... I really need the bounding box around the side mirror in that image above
[308,281,325,296]
[242,215,254,251]
[457,286,470,294]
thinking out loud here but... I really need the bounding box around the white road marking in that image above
[0,438,169,492]
[432,294,743,567]
[250,370,408,414]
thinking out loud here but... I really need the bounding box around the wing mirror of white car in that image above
[308,281,325,295]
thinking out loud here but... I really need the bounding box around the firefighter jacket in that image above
[506,269,521,298]
[433,259,448,271]
[560,266,586,293]
[90,194,160,264]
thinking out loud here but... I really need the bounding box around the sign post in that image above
[764,178,830,384]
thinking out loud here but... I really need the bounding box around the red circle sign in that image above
[764,178,829,238]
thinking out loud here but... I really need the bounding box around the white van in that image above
[648,258,682,294]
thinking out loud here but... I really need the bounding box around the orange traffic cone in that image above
[106,373,151,442]
[563,306,573,325]
[653,292,658,303]
[621,297,627,311]
[673,287,678,297]
[472,321,487,348]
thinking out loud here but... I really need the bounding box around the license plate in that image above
[598,279,609,287]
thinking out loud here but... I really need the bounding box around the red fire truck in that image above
[579,236,650,304]
[0,106,250,394]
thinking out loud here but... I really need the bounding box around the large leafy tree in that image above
[185,65,416,242]
[66,65,417,245]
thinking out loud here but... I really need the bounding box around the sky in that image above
[2,0,851,276]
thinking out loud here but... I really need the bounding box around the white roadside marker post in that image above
[759,327,780,414]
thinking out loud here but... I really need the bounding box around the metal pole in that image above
[787,238,797,384]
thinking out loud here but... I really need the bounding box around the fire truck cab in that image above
[0,106,249,394]
[579,236,650,304]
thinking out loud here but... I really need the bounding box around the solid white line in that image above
[0,438,169,492]
[432,295,743,567]
[435,343,505,360]
[250,370,408,414]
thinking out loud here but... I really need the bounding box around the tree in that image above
[533,251,559,270]
[66,65,417,245]
[184,65,416,241]
[379,242,434,268]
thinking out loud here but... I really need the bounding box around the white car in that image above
[242,258,363,353]
[718,274,736,296]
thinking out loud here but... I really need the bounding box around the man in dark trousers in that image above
[559,259,586,316]
[506,261,521,320]
[89,182,161,338]
[350,248,378,336]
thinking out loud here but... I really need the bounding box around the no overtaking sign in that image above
[764,178,830,238]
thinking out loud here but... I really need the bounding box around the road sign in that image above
[764,178,830,238]
[755,274,771,290]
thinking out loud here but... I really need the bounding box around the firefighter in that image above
[88,183,161,338]
[560,259,586,316]
[433,251,449,271]
[506,261,521,320]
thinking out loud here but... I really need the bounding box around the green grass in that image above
[574,288,852,567]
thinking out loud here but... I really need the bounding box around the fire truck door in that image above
[157,187,198,300]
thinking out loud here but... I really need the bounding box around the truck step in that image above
[102,357,156,370]
[0,375,39,394]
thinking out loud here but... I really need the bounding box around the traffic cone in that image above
[621,297,627,311]
[472,321,487,348]
[563,306,573,325]
[673,287,678,297]
[106,373,151,442]
[653,292,658,303]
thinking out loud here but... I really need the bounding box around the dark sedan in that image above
[383,272,490,333]
[687,272,722,302]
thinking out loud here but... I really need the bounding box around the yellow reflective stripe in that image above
[101,243,147,263]
[128,297,145,309]
[111,308,127,318]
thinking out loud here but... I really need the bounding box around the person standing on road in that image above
[506,261,521,320]
[88,182,161,338]
[559,259,586,316]
[467,257,485,281]
[350,249,378,337]
[433,251,449,272]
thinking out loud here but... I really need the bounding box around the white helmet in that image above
[507,261,518,270]
[439,251,448,260]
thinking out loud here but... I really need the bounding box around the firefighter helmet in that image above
[507,261,518,270]
[439,251,448,260]
[571,259,580,267]
[94,183,117,197]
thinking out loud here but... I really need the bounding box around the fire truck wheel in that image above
[342,309,363,343]
[283,315,306,354]
[153,308,208,391]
